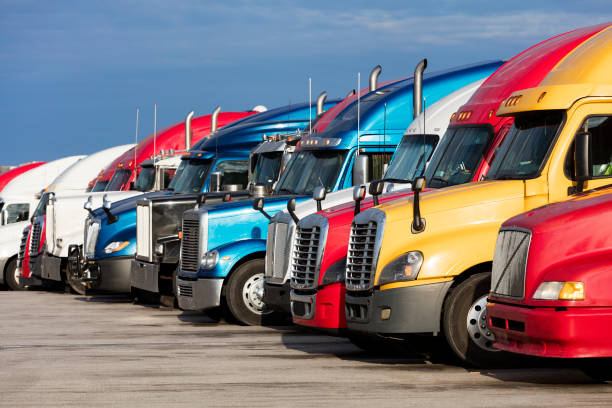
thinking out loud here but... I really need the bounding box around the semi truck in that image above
[342,22,612,367]
[76,100,339,295]
[487,186,612,381]
[486,33,612,380]
[0,155,85,290]
[28,109,256,293]
[0,162,45,193]
[286,24,601,337]
[175,60,502,326]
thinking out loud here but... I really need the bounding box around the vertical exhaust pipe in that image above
[184,110,194,150]
[346,89,356,98]
[369,65,382,92]
[211,106,221,133]
[316,91,327,116]
[413,59,428,119]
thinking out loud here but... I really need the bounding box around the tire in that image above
[442,272,511,367]
[581,359,612,382]
[5,258,24,291]
[225,259,279,326]
[66,265,88,295]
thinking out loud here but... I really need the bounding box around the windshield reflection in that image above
[167,159,213,194]
[384,134,439,182]
[274,150,346,195]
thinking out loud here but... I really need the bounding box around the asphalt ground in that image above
[0,290,610,407]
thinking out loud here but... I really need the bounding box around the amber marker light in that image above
[558,282,585,301]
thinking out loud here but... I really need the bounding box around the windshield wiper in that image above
[429,177,449,186]
[492,174,525,180]
[276,188,296,195]
[383,177,411,183]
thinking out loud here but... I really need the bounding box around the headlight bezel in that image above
[200,250,219,270]
[103,240,130,254]
[533,281,585,301]
[377,251,423,286]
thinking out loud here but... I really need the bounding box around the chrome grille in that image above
[136,203,152,261]
[290,226,320,289]
[29,218,43,256]
[177,283,193,298]
[346,221,378,290]
[18,227,29,261]
[265,221,289,279]
[180,217,200,272]
[491,229,531,299]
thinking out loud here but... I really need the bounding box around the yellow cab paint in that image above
[374,27,612,291]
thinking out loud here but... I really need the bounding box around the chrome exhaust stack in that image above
[369,65,382,92]
[316,91,328,116]
[211,106,221,133]
[184,110,195,150]
[413,59,428,119]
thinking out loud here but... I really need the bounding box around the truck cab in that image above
[0,155,85,290]
[80,101,338,295]
[342,23,612,367]
[175,60,502,326]
[29,109,256,293]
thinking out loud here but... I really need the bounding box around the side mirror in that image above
[353,185,366,215]
[210,171,224,192]
[129,181,135,190]
[287,198,299,223]
[35,189,43,200]
[369,179,384,206]
[352,154,370,186]
[196,194,206,207]
[0,198,4,212]
[574,132,591,193]
[253,197,271,220]
[411,176,426,233]
[102,194,118,224]
[313,186,326,211]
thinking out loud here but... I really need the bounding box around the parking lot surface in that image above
[0,291,610,407]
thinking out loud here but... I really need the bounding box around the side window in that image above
[565,116,612,179]
[6,203,29,224]
[215,160,249,188]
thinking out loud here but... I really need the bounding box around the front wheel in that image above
[442,272,510,367]
[66,265,88,295]
[5,259,24,291]
[225,259,278,326]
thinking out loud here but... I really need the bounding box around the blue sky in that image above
[1,0,611,165]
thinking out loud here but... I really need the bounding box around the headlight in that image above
[533,281,584,300]
[103,241,130,254]
[377,251,423,286]
[200,250,219,270]
[320,258,346,286]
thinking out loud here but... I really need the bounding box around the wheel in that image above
[581,359,612,382]
[225,259,279,326]
[66,264,88,295]
[5,258,24,291]
[442,272,511,367]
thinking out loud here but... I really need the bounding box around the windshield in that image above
[425,126,493,188]
[488,111,563,180]
[105,169,132,191]
[134,166,155,192]
[384,134,439,182]
[167,159,213,194]
[33,192,50,218]
[91,180,108,192]
[252,152,282,187]
[274,150,346,195]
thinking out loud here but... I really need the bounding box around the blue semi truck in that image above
[174,60,503,326]
[76,101,339,294]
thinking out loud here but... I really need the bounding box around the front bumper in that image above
[292,283,346,330]
[263,281,291,314]
[345,281,453,334]
[130,259,160,293]
[488,301,612,358]
[32,253,62,281]
[81,256,133,293]
[176,277,223,312]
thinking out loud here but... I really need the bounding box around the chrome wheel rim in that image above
[242,273,270,315]
[466,294,498,352]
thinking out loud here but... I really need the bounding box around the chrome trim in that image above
[490,227,532,300]
[289,214,328,290]
[345,209,386,291]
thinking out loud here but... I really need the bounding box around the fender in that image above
[95,222,137,260]
[197,239,266,279]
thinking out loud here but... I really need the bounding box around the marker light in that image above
[533,281,584,300]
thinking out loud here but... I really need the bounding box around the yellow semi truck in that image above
[344,25,612,366]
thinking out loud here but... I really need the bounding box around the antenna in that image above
[153,103,157,164]
[383,102,387,175]
[309,78,312,133]
[357,72,360,155]
[134,108,139,168]
[422,97,426,176]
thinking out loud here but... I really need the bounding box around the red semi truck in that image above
[289,23,610,335]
